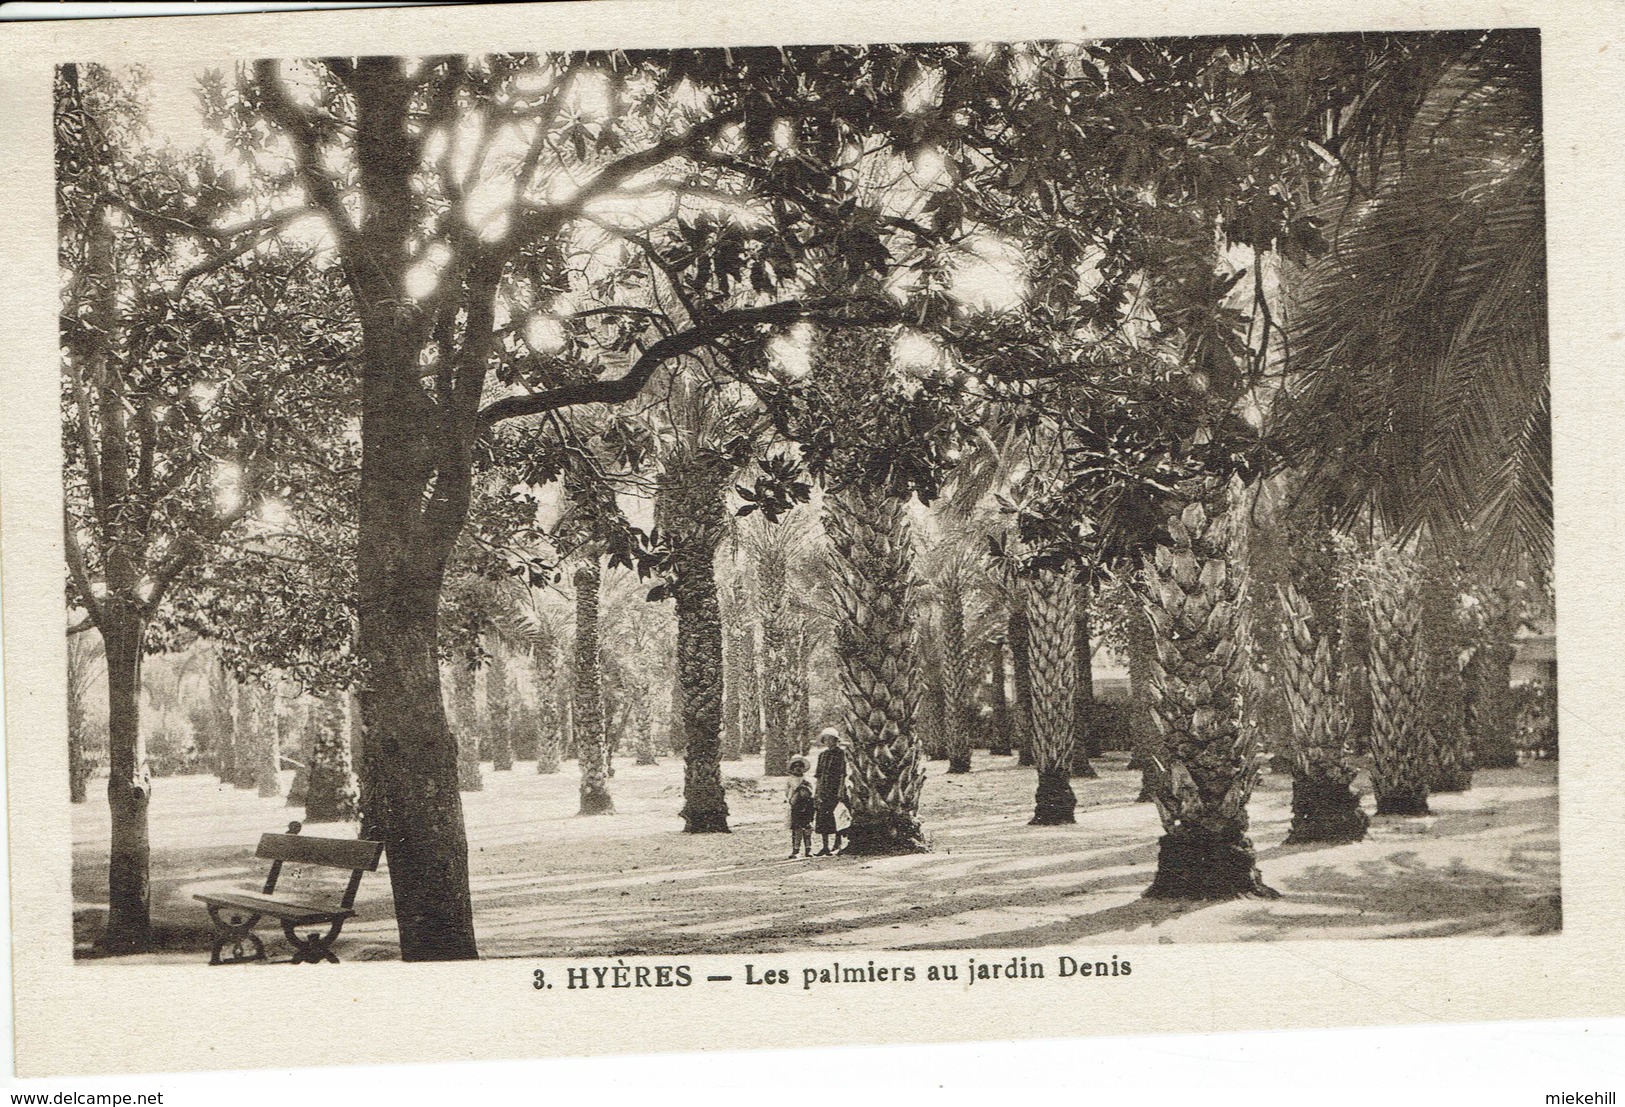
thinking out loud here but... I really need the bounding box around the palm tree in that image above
[445,659,482,792]
[1142,478,1276,899]
[924,543,981,775]
[751,517,806,776]
[1275,579,1368,843]
[1283,30,1547,566]
[1462,583,1520,769]
[1420,564,1472,793]
[573,556,614,815]
[824,483,928,854]
[1356,541,1432,816]
[482,632,515,772]
[1070,591,1099,779]
[1024,568,1079,825]
[657,437,732,832]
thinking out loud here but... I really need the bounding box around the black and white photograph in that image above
[2,0,1620,1091]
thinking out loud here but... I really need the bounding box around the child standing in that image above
[786,755,815,858]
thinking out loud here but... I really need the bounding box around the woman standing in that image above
[813,727,849,855]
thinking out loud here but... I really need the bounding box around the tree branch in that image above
[476,296,901,428]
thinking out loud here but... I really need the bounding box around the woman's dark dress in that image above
[813,745,847,835]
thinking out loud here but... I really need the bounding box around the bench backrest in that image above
[256,833,383,872]
[257,832,383,909]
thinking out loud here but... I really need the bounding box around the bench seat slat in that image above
[255,833,383,871]
[194,891,354,926]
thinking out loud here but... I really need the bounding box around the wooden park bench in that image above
[195,821,383,965]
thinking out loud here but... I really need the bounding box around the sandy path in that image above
[71,754,1559,963]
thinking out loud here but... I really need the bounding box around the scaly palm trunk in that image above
[1277,581,1368,844]
[793,619,814,754]
[533,639,563,774]
[1361,542,1431,815]
[1421,566,1472,793]
[662,454,730,833]
[485,634,515,771]
[1125,607,1156,798]
[721,580,747,762]
[1009,608,1036,768]
[1024,570,1078,825]
[447,661,482,792]
[1143,481,1275,899]
[989,639,1013,756]
[1071,590,1099,778]
[824,486,927,855]
[305,693,361,822]
[942,582,975,774]
[633,690,658,766]
[1464,595,1520,769]
[574,559,613,815]
[757,540,793,776]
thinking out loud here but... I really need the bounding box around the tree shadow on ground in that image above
[1230,851,1561,938]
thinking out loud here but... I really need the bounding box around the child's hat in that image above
[789,755,810,773]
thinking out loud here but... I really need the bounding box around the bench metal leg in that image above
[205,906,266,965]
[282,918,344,964]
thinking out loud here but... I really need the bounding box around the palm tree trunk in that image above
[721,581,746,762]
[1464,598,1520,769]
[1421,567,1472,792]
[942,583,974,774]
[1071,587,1098,778]
[758,541,793,776]
[1009,608,1036,767]
[989,639,1013,756]
[1363,543,1432,815]
[1277,581,1368,844]
[574,559,613,814]
[1126,604,1159,801]
[824,486,927,855]
[1143,480,1276,899]
[485,635,515,771]
[447,661,482,792]
[533,640,563,774]
[1024,570,1078,825]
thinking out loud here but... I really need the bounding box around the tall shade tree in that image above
[573,556,614,815]
[224,47,960,957]
[57,64,352,951]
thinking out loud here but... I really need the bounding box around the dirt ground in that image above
[71,752,1560,963]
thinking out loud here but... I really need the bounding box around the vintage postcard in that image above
[2,0,1622,1080]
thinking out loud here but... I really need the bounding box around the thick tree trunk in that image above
[257,686,285,798]
[354,382,478,958]
[942,584,974,775]
[573,559,614,815]
[1024,571,1078,825]
[98,615,152,953]
[988,640,1013,756]
[825,487,927,855]
[1009,609,1036,768]
[793,621,814,756]
[1071,590,1098,778]
[675,570,728,830]
[1142,482,1275,899]
[305,694,361,823]
[737,610,763,756]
